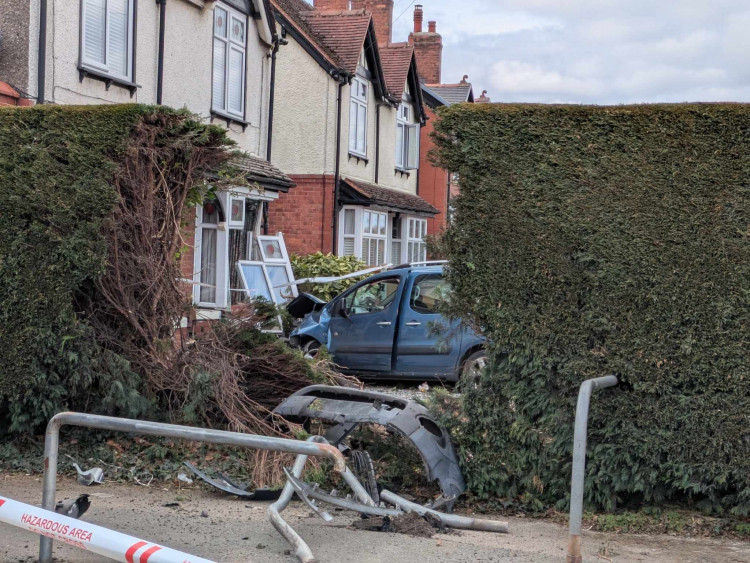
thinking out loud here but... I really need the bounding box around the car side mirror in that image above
[332,299,350,319]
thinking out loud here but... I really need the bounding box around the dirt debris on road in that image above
[1,474,748,562]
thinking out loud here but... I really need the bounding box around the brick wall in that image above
[409,24,442,83]
[418,105,449,238]
[0,82,32,106]
[267,175,335,256]
[351,0,393,44]
[312,0,350,10]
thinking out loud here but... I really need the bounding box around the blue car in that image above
[288,265,486,381]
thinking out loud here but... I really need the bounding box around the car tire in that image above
[303,340,321,360]
[460,350,487,388]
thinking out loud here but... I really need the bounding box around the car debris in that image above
[183,462,282,501]
[54,494,90,519]
[273,385,466,504]
[71,463,104,486]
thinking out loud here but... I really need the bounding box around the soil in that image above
[1,474,748,562]
[350,512,448,538]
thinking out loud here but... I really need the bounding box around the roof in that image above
[300,9,373,74]
[421,83,452,109]
[424,82,475,104]
[226,155,296,192]
[340,178,439,216]
[379,43,414,98]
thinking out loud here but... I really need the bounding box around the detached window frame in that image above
[349,77,369,157]
[80,0,136,83]
[395,102,419,171]
[212,3,247,119]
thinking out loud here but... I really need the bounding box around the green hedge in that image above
[290,252,368,301]
[432,104,749,514]
[0,104,229,433]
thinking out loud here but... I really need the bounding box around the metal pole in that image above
[567,375,618,563]
[1,495,215,563]
[39,412,347,562]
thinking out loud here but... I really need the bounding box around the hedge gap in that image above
[432,103,749,514]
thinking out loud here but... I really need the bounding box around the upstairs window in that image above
[396,103,419,170]
[212,4,246,118]
[81,0,134,81]
[349,77,369,157]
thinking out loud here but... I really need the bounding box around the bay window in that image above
[212,4,247,118]
[349,77,369,157]
[80,0,134,81]
[396,103,419,170]
[407,217,427,263]
[362,210,388,266]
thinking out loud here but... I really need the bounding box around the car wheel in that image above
[350,449,380,505]
[303,340,321,360]
[460,350,487,388]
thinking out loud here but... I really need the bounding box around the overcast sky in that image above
[390,0,750,104]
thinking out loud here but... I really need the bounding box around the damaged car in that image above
[287,265,485,381]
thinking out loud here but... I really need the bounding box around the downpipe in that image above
[567,375,618,563]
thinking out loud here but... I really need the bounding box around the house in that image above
[267,0,438,266]
[0,0,295,324]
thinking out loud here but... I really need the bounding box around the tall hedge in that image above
[432,104,749,514]
[0,104,230,433]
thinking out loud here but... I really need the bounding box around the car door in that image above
[327,276,403,373]
[394,273,463,377]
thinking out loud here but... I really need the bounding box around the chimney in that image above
[408,6,442,84]
[313,0,350,10]
[350,0,394,45]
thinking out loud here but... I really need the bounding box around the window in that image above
[410,274,447,314]
[362,209,387,266]
[349,77,369,157]
[198,202,220,304]
[407,217,427,263]
[396,103,419,170]
[391,216,403,264]
[81,0,134,81]
[213,4,246,118]
[344,278,401,316]
[342,208,356,256]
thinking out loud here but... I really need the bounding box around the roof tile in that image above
[379,43,414,98]
[343,177,439,215]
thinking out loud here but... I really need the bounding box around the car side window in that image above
[410,274,447,314]
[344,278,401,316]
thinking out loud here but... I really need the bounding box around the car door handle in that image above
[405,321,422,326]
[376,321,392,326]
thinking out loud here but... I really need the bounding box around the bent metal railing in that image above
[38,412,350,563]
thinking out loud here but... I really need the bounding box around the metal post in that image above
[567,375,618,563]
[39,412,347,563]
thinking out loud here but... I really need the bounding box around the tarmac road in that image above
[1,474,747,562]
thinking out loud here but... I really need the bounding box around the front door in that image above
[395,274,463,377]
[327,276,403,372]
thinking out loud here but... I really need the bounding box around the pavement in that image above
[1,474,748,562]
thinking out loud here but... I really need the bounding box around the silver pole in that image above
[567,375,618,563]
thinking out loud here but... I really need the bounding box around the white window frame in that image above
[193,201,229,309]
[349,76,369,157]
[391,214,404,265]
[338,207,390,266]
[406,217,428,263]
[396,101,419,171]
[212,3,247,118]
[80,0,135,82]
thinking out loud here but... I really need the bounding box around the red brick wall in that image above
[312,0,349,10]
[351,0,393,44]
[419,106,449,238]
[0,81,32,106]
[267,174,335,256]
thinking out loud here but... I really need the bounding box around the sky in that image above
[390,0,750,104]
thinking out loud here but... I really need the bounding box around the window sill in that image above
[211,110,250,131]
[348,153,369,165]
[78,65,140,97]
[395,168,413,178]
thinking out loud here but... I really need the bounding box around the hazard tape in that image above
[0,495,217,563]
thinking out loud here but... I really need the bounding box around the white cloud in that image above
[387,0,750,104]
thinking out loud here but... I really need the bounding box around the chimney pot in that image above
[414,5,423,33]
[428,20,436,33]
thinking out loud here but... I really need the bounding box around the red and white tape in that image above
[0,495,216,563]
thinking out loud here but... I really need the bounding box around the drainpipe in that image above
[567,375,618,563]
[156,0,167,105]
[37,0,48,104]
[266,36,280,160]
[445,170,452,226]
[374,103,380,184]
[332,79,345,254]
